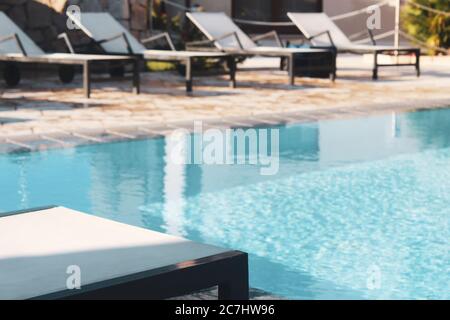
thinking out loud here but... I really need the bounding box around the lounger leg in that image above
[288,54,295,86]
[330,72,336,82]
[185,57,193,94]
[331,50,337,82]
[228,56,236,88]
[279,57,286,71]
[218,253,249,300]
[3,62,21,87]
[83,61,91,98]
[415,49,421,77]
[132,59,140,94]
[373,52,379,80]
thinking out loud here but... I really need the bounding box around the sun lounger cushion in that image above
[287,13,353,48]
[0,207,229,299]
[186,12,257,50]
[68,12,148,54]
[287,12,415,52]
[141,50,228,59]
[0,12,44,56]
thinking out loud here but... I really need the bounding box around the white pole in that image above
[394,0,401,48]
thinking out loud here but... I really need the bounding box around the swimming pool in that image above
[1,108,449,299]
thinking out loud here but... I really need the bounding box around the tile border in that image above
[0,101,449,155]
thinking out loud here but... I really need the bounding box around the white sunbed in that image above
[0,206,248,300]
[287,12,421,79]
[186,12,337,84]
[0,12,139,98]
[67,12,236,93]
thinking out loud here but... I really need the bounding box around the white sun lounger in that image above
[67,12,236,93]
[0,206,249,300]
[287,12,421,79]
[186,12,337,84]
[0,12,139,98]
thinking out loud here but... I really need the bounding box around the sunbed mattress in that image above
[0,207,228,299]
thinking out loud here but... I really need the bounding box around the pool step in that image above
[170,287,284,300]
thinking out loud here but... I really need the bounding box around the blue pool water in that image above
[1,108,449,299]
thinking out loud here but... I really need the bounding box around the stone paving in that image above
[1,55,450,154]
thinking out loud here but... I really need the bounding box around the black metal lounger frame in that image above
[69,31,237,94]
[0,32,140,99]
[186,30,337,85]
[1,206,249,300]
[369,48,420,80]
[304,28,421,80]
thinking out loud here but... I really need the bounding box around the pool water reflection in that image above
[1,108,449,299]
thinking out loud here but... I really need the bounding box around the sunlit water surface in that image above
[1,108,449,299]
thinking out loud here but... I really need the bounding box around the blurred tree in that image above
[151,0,168,30]
[402,0,450,54]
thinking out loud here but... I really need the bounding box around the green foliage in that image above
[146,61,176,72]
[151,0,172,30]
[148,1,229,71]
[402,0,450,55]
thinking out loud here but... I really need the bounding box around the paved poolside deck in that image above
[1,55,449,154]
